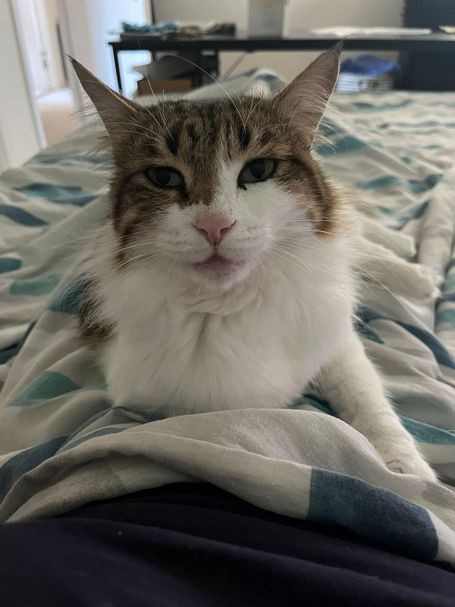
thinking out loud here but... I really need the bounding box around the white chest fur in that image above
[98,237,354,417]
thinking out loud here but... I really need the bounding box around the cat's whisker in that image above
[106,120,161,139]
[144,99,175,143]
[266,249,314,328]
[268,245,351,293]
[267,246,312,274]
[254,123,285,139]
[283,227,339,238]
[141,68,179,143]
[132,75,174,140]
[174,55,247,129]
[243,95,267,131]
[354,265,424,314]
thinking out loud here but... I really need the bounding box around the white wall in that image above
[0,1,42,171]
[155,0,404,80]
[14,0,52,96]
[59,0,150,100]
[40,0,66,89]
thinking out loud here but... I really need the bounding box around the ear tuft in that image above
[70,57,140,139]
[277,45,341,143]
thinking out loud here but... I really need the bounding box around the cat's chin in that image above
[188,254,254,288]
[193,253,246,274]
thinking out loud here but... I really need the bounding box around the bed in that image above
[0,70,455,598]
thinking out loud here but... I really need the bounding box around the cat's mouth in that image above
[192,253,246,275]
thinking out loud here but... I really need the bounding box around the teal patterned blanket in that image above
[0,72,454,565]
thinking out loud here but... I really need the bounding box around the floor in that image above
[37,88,81,146]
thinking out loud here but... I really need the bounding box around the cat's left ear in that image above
[277,45,341,143]
[70,57,141,140]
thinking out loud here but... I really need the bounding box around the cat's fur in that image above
[72,49,436,480]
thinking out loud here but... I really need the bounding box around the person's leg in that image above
[1,484,454,606]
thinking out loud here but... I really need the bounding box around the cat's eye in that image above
[239,159,276,185]
[146,167,184,188]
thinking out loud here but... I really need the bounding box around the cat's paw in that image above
[368,422,438,482]
[386,456,437,482]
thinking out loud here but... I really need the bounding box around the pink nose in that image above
[192,214,236,247]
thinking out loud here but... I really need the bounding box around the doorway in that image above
[12,0,80,146]
[12,0,151,149]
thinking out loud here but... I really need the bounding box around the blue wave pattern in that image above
[15,183,97,207]
[0,204,48,227]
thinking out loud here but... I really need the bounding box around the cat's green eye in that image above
[239,159,276,186]
[146,167,184,189]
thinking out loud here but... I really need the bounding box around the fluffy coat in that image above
[71,49,436,480]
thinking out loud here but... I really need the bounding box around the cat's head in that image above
[72,49,340,289]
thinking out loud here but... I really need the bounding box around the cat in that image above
[71,47,436,481]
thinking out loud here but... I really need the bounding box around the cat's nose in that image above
[192,214,236,247]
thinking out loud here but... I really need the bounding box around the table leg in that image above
[213,51,220,79]
[113,49,123,94]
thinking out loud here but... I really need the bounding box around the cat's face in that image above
[72,49,340,289]
[108,98,338,288]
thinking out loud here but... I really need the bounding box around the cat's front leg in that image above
[317,332,437,481]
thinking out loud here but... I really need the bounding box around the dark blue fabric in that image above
[0,484,453,606]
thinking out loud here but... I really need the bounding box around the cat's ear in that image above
[277,45,340,143]
[70,57,141,138]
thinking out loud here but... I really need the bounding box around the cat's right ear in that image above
[276,45,341,144]
[70,57,140,139]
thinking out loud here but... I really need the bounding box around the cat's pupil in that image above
[249,160,266,179]
[155,168,172,186]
